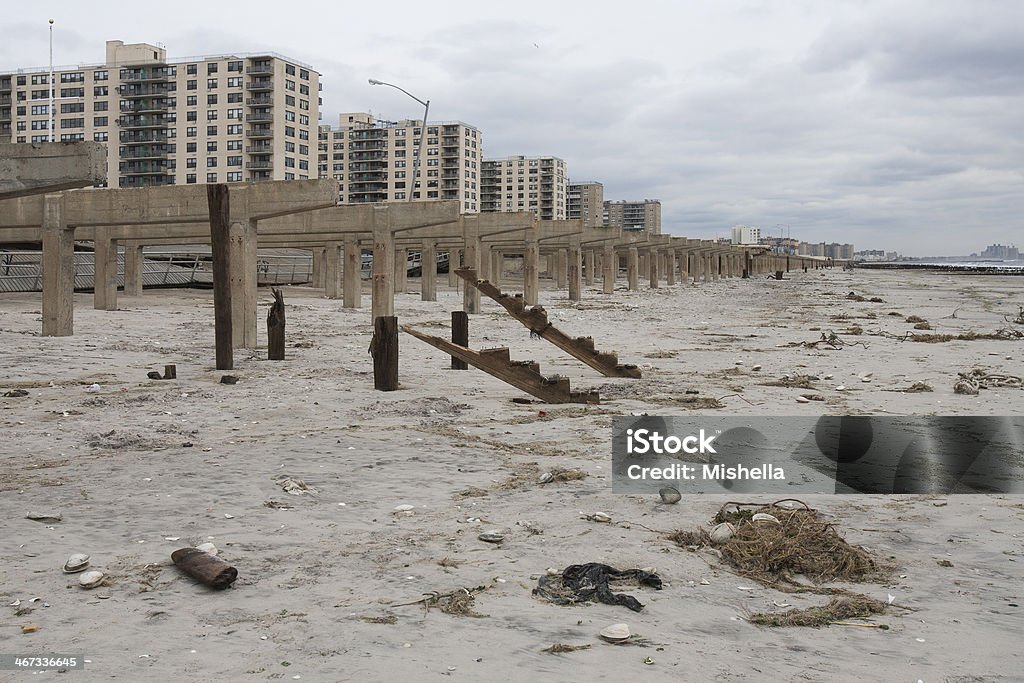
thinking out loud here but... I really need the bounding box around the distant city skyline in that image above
[1,1,1021,255]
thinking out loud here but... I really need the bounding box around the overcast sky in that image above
[3,0,1021,255]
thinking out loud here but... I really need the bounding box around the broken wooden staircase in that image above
[401,325,600,404]
[455,268,641,379]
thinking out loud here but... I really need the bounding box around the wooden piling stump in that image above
[451,311,469,370]
[267,288,286,360]
[371,315,399,391]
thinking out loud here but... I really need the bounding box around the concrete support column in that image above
[343,236,361,309]
[463,234,481,314]
[678,251,689,285]
[93,231,118,311]
[229,218,258,349]
[567,238,582,301]
[648,248,660,289]
[394,248,408,294]
[421,240,437,302]
[627,246,639,291]
[602,245,615,294]
[491,249,502,285]
[584,249,595,286]
[324,241,342,299]
[41,193,74,337]
[524,240,539,306]
[665,250,676,286]
[448,249,461,287]
[123,244,144,297]
[311,247,325,288]
[554,249,567,288]
[371,207,395,319]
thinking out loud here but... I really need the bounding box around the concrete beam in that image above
[0,142,106,200]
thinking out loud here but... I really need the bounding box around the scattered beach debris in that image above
[360,614,397,625]
[783,333,868,350]
[78,570,105,589]
[748,595,890,628]
[534,563,663,612]
[63,553,90,573]
[954,369,1022,394]
[905,315,926,324]
[795,396,810,403]
[537,468,587,485]
[888,382,933,393]
[478,531,505,544]
[800,393,826,401]
[219,375,238,385]
[937,559,954,567]
[541,643,592,654]
[196,542,218,556]
[669,500,886,592]
[870,328,1023,343]
[393,586,490,618]
[599,623,631,643]
[1006,306,1024,325]
[276,477,317,495]
[171,547,238,589]
[26,511,62,523]
[85,383,102,393]
[3,389,29,398]
[763,374,817,389]
[659,487,681,504]
[584,512,612,523]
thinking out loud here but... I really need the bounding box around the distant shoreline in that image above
[855,262,1024,275]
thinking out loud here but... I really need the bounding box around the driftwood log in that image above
[267,288,286,360]
[171,547,238,589]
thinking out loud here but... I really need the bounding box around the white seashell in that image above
[861,376,872,383]
[659,487,681,504]
[599,623,631,642]
[393,504,415,512]
[835,385,846,391]
[78,570,105,589]
[538,472,554,484]
[478,531,504,543]
[196,542,218,556]
[709,522,736,544]
[751,365,762,371]
[63,553,90,573]
[589,512,612,523]
[751,513,781,525]
[795,396,810,403]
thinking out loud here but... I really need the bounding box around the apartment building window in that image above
[59,133,85,142]
[16,76,26,85]
[333,143,343,150]
[186,64,198,75]
[395,192,406,200]
[285,126,295,137]
[227,140,242,151]
[207,110,218,121]
[31,75,50,85]
[93,116,107,127]
[395,160,406,168]
[61,118,84,129]
[227,156,242,167]
[207,141,218,152]
[186,127,197,137]
[227,92,242,104]
[285,79,295,91]
[284,111,295,122]
[299,99,309,110]
[226,124,242,135]
[61,102,85,113]
[60,72,84,83]
[285,172,295,180]
[187,80,197,90]
[227,108,242,119]
[30,121,48,131]
[332,163,343,171]
[207,157,218,167]
[228,61,243,72]
[299,144,308,156]
[285,95,295,107]
[30,89,47,100]
[426,158,438,167]
[30,104,49,115]
[299,68,309,80]
[285,141,295,152]
[186,142,197,153]
[299,84,309,96]
[285,64,296,76]
[207,63,218,74]
[227,77,242,88]
[93,70,108,81]
[207,172,217,182]
[299,160,308,170]
[186,111,197,122]
[93,132,108,142]
[207,94,218,105]
[186,158,197,168]
[299,114,309,126]
[395,150,406,158]
[227,171,242,182]
[207,125,217,135]
[185,173,196,183]
[207,79,217,89]
[298,129,309,141]
[285,157,295,168]
[93,86,108,97]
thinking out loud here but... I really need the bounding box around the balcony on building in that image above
[245,110,273,122]
[119,173,174,188]
[246,94,273,106]
[249,170,273,182]
[120,98,169,114]
[246,142,273,154]
[246,125,273,139]
[246,61,274,75]
[348,151,387,161]
[348,140,387,151]
[120,66,172,82]
[119,160,169,175]
[246,157,274,170]
[121,145,168,160]
[119,129,169,145]
[118,114,168,129]
[247,78,273,91]
[348,161,388,172]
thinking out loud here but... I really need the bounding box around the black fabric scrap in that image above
[533,562,662,612]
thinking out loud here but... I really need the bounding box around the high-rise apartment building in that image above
[603,199,661,234]
[567,181,604,228]
[318,112,482,211]
[480,155,567,220]
[731,224,761,244]
[0,40,320,187]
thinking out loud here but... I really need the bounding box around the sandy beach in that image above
[1,267,1022,682]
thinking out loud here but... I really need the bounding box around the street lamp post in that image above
[368,79,429,203]
[48,19,55,143]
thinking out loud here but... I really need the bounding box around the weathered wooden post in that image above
[207,184,233,371]
[371,315,399,391]
[267,287,285,360]
[451,310,468,370]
